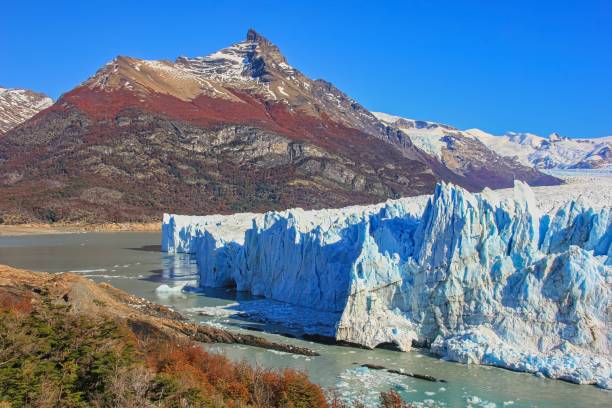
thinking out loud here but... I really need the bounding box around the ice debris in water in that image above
[155,283,188,297]
[162,181,611,388]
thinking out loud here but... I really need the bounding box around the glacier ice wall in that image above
[161,182,611,388]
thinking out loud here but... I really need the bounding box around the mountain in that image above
[0,87,53,134]
[465,129,612,170]
[0,30,559,224]
[375,112,612,171]
[373,112,560,188]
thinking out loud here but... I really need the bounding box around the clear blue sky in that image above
[2,0,611,137]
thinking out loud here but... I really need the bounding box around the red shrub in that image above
[142,340,328,407]
[0,292,33,314]
[379,390,411,408]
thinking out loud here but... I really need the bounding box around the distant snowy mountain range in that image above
[374,112,612,170]
[0,87,53,134]
[470,130,612,170]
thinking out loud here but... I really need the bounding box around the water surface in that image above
[0,232,609,407]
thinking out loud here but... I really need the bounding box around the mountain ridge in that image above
[373,112,560,189]
[375,111,612,170]
[466,129,612,170]
[0,30,560,224]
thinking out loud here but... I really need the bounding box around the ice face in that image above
[162,181,611,388]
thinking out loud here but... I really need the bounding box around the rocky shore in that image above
[0,264,316,356]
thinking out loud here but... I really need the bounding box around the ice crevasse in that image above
[162,181,611,388]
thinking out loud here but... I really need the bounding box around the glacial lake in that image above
[0,231,609,407]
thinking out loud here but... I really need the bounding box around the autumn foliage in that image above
[0,284,410,407]
[144,341,327,407]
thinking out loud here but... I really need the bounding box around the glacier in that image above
[161,181,611,388]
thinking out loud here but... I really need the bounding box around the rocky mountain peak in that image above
[168,30,292,88]
[246,28,270,45]
[244,30,289,76]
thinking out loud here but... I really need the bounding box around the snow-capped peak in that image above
[246,28,271,45]
[548,132,567,142]
[373,111,455,131]
[175,29,296,84]
[176,41,254,82]
[0,87,53,134]
[371,111,403,124]
[487,131,611,169]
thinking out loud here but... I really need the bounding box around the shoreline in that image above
[0,221,161,236]
[0,263,317,356]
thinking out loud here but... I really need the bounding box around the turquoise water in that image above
[0,232,609,407]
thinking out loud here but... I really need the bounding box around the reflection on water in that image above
[144,253,198,283]
[0,232,609,407]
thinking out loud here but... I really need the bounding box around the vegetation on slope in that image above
[0,265,409,408]
[0,287,325,407]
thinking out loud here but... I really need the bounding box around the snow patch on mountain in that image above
[0,87,53,133]
[176,41,255,83]
[373,112,459,159]
[162,174,611,388]
[403,131,447,159]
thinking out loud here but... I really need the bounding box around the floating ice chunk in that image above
[155,284,186,297]
[69,268,107,273]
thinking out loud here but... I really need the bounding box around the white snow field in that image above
[162,173,611,388]
[495,170,612,213]
[373,111,612,170]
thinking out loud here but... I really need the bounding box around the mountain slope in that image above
[373,112,560,189]
[465,129,612,169]
[0,87,53,134]
[0,30,559,224]
[0,30,441,223]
